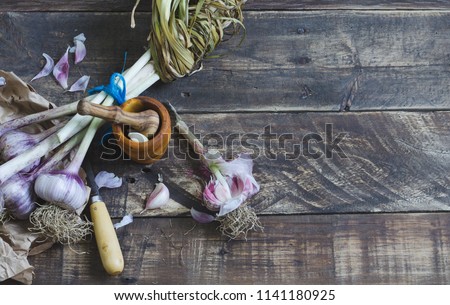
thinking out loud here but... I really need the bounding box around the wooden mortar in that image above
[111,96,171,164]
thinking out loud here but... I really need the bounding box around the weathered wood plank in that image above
[1,11,450,112]
[87,111,450,218]
[27,213,450,284]
[3,0,450,12]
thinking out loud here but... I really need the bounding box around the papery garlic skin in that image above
[31,53,54,82]
[73,33,87,64]
[68,75,90,92]
[34,171,87,211]
[202,151,260,217]
[0,194,4,216]
[53,47,70,89]
[2,176,36,220]
[0,192,4,211]
[190,208,215,224]
[143,182,170,211]
[114,214,133,229]
[94,171,122,189]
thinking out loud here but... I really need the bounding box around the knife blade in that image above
[84,159,124,275]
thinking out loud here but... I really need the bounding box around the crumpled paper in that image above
[0,70,55,284]
[0,222,54,284]
[0,70,54,124]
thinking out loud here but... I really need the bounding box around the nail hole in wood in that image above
[126,177,136,184]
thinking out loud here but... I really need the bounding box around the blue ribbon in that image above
[88,72,127,105]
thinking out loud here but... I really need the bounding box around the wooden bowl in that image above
[112,96,171,164]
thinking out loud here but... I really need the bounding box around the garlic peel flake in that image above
[191,208,215,224]
[94,171,122,189]
[73,33,87,64]
[68,75,90,92]
[53,47,70,89]
[31,53,54,82]
[114,214,133,230]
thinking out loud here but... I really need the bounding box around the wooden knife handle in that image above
[77,99,160,136]
[90,201,124,275]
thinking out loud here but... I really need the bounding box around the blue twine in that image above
[88,72,127,105]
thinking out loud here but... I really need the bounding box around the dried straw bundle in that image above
[149,0,245,82]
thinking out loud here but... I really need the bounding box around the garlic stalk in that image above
[1,0,245,190]
[0,119,87,185]
[37,0,241,162]
[0,134,60,185]
[1,128,86,219]
[0,100,84,137]
[0,122,64,172]
[56,50,153,142]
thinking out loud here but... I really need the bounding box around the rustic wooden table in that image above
[1,0,450,285]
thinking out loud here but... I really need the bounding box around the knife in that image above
[84,159,124,275]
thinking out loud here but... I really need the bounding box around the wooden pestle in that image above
[77,99,160,137]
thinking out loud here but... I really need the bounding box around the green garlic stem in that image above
[126,63,155,94]
[66,117,105,173]
[122,50,151,81]
[127,72,160,99]
[32,50,156,173]
[37,128,87,174]
[56,92,107,142]
[56,51,152,142]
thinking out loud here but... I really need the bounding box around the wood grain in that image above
[3,0,450,12]
[86,111,450,217]
[1,3,450,286]
[27,213,450,284]
[1,11,450,112]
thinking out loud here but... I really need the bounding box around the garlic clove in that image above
[141,182,170,213]
[128,131,148,142]
[114,214,133,230]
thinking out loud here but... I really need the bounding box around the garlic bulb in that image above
[0,124,61,173]
[34,171,87,212]
[1,175,36,220]
[0,131,86,219]
[0,130,41,172]
[34,118,99,212]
